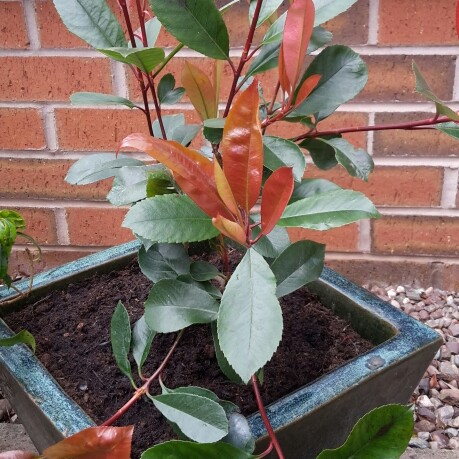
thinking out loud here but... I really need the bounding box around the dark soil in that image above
[6,257,373,458]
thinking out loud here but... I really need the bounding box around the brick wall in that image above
[1,0,458,289]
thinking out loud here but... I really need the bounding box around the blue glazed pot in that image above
[0,241,441,458]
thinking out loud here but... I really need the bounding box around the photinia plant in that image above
[6,0,459,457]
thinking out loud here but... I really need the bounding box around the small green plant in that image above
[5,0,458,457]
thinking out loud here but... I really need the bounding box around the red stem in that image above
[135,0,148,46]
[252,375,285,459]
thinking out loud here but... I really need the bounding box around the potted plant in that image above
[0,0,451,457]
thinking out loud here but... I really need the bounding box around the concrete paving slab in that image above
[0,423,38,454]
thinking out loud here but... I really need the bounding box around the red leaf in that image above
[221,80,263,213]
[294,74,321,107]
[214,160,242,223]
[43,426,133,459]
[279,0,315,94]
[182,62,217,121]
[0,452,38,459]
[260,167,294,237]
[120,134,233,219]
[212,215,248,247]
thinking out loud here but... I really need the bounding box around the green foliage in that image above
[249,0,284,27]
[157,74,185,105]
[152,114,200,145]
[189,261,220,281]
[98,47,165,74]
[313,0,359,26]
[291,178,342,201]
[132,315,155,376]
[435,121,459,140]
[70,92,137,109]
[0,330,36,353]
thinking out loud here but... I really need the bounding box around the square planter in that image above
[0,241,441,458]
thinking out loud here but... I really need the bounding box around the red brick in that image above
[379,0,457,45]
[0,2,28,48]
[0,207,57,245]
[306,166,444,207]
[0,159,110,200]
[357,56,455,103]
[0,109,46,150]
[374,112,459,157]
[326,0,369,45]
[288,224,359,252]
[66,207,133,246]
[0,57,112,102]
[372,217,459,256]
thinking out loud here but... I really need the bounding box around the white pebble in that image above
[390,299,400,308]
[387,288,397,298]
[397,285,406,293]
[402,297,411,305]
[447,296,455,306]
[425,287,434,295]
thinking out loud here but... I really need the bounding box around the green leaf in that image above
[263,136,306,182]
[246,42,280,77]
[131,17,162,48]
[291,178,342,202]
[317,405,414,459]
[148,0,229,59]
[292,45,368,117]
[110,302,134,385]
[176,274,222,299]
[308,26,333,53]
[152,114,200,146]
[278,189,380,230]
[123,195,220,244]
[203,118,226,144]
[158,74,185,105]
[252,224,290,259]
[262,12,286,44]
[249,0,283,27]
[434,121,459,140]
[65,154,144,185]
[0,330,36,353]
[190,261,219,281]
[138,243,190,283]
[98,47,165,74]
[217,249,283,383]
[0,210,25,229]
[271,240,325,297]
[53,0,126,48]
[132,315,155,375]
[222,412,256,454]
[70,92,137,109]
[317,138,374,181]
[141,440,255,459]
[300,137,339,170]
[152,392,228,443]
[313,0,359,26]
[413,61,459,121]
[145,279,219,333]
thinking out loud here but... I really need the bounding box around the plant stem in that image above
[147,73,167,139]
[252,374,285,459]
[135,0,148,46]
[223,0,264,117]
[153,44,184,79]
[101,330,184,426]
[293,114,453,142]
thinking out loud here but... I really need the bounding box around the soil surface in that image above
[6,257,373,458]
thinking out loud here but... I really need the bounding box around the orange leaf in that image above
[294,74,321,107]
[279,0,315,94]
[182,62,217,121]
[214,160,242,222]
[120,134,233,219]
[221,80,263,213]
[212,215,248,247]
[0,452,38,459]
[278,45,290,96]
[43,426,133,459]
[260,167,294,237]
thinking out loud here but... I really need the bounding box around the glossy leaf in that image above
[246,42,280,77]
[262,12,287,44]
[53,0,126,48]
[141,440,255,459]
[152,114,200,146]
[249,0,283,27]
[71,92,137,109]
[221,80,263,213]
[434,121,459,140]
[252,225,291,259]
[260,167,294,237]
[313,0,358,26]
[280,0,315,94]
[317,405,414,459]
[131,17,162,48]
[278,189,380,230]
[218,249,283,383]
[0,452,38,459]
[158,74,185,105]
[176,274,222,299]
[212,215,248,247]
[148,0,229,59]
[293,45,368,117]
[291,178,342,202]
[190,261,220,281]
[132,315,155,374]
[271,240,325,297]
[110,302,134,385]
[123,195,220,243]
[294,74,321,107]
[319,138,374,181]
[203,118,225,144]
[263,136,306,182]
[65,154,144,185]
[145,279,219,332]
[182,62,217,121]
[0,330,36,353]
[138,243,190,283]
[300,136,339,170]
[43,425,133,459]
[152,392,228,443]
[107,165,153,206]
[308,26,333,52]
[121,134,232,219]
[98,47,165,74]
[413,61,459,121]
[214,160,241,220]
